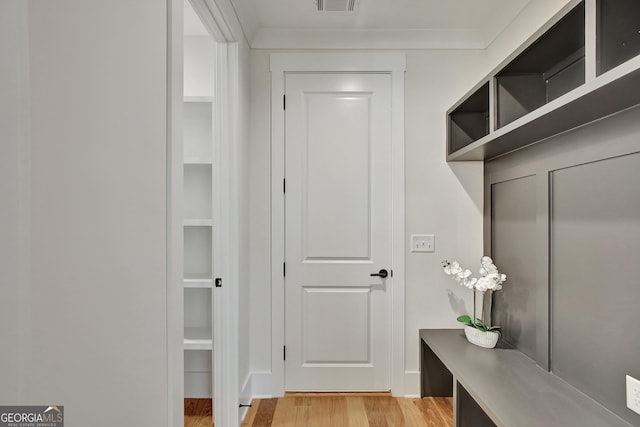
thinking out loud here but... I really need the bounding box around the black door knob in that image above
[370,269,389,279]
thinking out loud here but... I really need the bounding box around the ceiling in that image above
[186,0,532,49]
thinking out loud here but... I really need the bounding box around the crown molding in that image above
[250,27,487,50]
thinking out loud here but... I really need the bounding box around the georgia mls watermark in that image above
[0,406,63,427]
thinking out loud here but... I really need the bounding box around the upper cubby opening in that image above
[448,82,489,155]
[597,0,640,76]
[496,2,585,129]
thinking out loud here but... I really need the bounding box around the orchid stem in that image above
[487,290,493,327]
[473,290,477,326]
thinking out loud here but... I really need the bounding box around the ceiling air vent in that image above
[316,0,357,13]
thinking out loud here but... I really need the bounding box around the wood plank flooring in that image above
[185,398,212,427]
[186,394,453,427]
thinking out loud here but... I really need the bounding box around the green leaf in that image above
[488,326,502,333]
[474,323,488,332]
[456,314,471,323]
[456,315,473,326]
[474,318,488,329]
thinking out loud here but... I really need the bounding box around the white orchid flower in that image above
[442,256,506,291]
[462,277,477,289]
[479,264,497,275]
[444,261,461,276]
[495,273,507,290]
[479,273,507,290]
[475,276,490,292]
[479,256,498,275]
[447,268,477,289]
[455,268,472,285]
[456,268,471,280]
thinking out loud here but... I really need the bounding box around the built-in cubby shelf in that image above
[184,225,213,279]
[184,164,212,221]
[448,82,489,154]
[597,0,640,76]
[183,96,214,398]
[496,2,584,129]
[184,97,214,161]
[184,288,212,350]
[185,350,212,398]
[447,0,640,161]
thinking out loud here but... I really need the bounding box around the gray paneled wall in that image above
[485,106,640,425]
[551,153,640,423]
[491,176,537,362]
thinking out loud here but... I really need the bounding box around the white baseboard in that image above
[251,371,275,398]
[239,405,251,424]
[239,373,253,422]
[240,373,252,401]
[244,370,420,402]
[404,371,421,398]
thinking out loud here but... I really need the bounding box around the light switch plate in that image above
[628,375,640,415]
[411,234,435,253]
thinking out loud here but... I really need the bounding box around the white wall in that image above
[403,50,486,392]
[248,51,272,388]
[184,35,216,97]
[0,1,30,404]
[0,1,169,425]
[248,49,486,396]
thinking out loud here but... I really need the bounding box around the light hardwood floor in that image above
[186,394,453,427]
[184,398,212,427]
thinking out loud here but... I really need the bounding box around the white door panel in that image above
[302,287,371,364]
[304,93,371,260]
[285,73,392,391]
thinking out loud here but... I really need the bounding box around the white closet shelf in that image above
[184,272,213,282]
[184,279,213,289]
[184,219,213,226]
[184,327,213,350]
[184,157,213,165]
[184,273,213,288]
[184,96,215,103]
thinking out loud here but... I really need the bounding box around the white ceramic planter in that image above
[463,325,499,349]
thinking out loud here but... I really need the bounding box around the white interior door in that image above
[284,73,392,391]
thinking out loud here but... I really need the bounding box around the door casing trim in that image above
[269,53,406,397]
